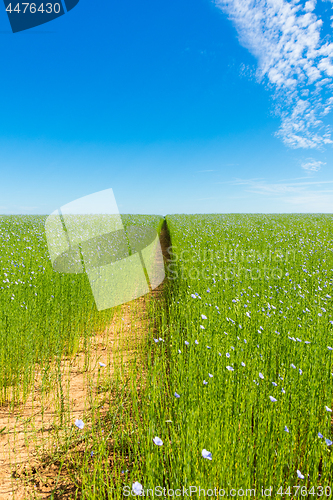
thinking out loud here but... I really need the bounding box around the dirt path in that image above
[0,220,171,499]
[0,298,148,499]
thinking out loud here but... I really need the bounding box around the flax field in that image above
[1,213,333,497]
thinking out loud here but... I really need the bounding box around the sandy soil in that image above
[0,298,148,499]
[0,221,170,499]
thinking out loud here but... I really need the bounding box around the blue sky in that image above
[0,0,333,215]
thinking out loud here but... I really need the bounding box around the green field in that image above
[0,214,163,403]
[1,214,333,497]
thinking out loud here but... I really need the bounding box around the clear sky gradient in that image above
[0,0,333,215]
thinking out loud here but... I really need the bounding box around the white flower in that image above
[75,419,84,429]
[226,366,234,371]
[325,439,333,446]
[241,362,245,367]
[132,482,143,495]
[297,470,304,479]
[202,449,212,460]
[99,362,106,367]
[201,314,207,320]
[185,341,189,345]
[208,373,213,378]
[328,347,333,351]
[226,353,230,358]
[174,392,180,398]
[200,325,205,330]
[203,380,208,385]
[191,294,196,298]
[325,406,332,412]
[195,340,199,344]
[284,426,289,433]
[269,396,277,402]
[178,350,181,354]
[153,437,163,446]
[259,373,264,379]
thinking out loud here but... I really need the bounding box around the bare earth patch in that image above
[0,220,170,499]
[0,296,149,499]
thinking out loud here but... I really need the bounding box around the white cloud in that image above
[227,177,333,210]
[230,178,333,188]
[230,178,306,195]
[215,0,333,149]
[301,158,326,170]
[280,192,333,210]
[305,1,316,12]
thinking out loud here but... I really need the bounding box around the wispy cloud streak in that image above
[215,0,333,149]
[301,158,326,170]
[225,176,333,209]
